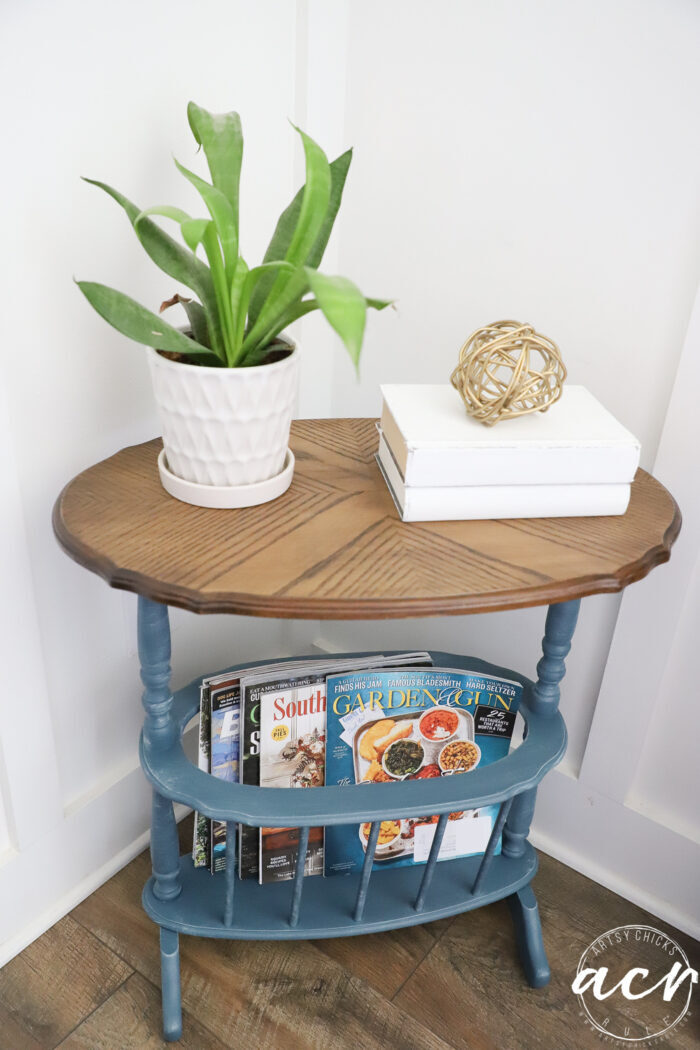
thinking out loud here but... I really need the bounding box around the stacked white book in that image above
[376,384,641,522]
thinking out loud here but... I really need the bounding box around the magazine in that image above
[192,678,212,868]
[324,666,522,876]
[240,662,341,882]
[206,659,292,875]
[240,652,432,882]
[192,668,238,869]
[237,661,311,880]
[258,672,327,883]
[209,676,241,873]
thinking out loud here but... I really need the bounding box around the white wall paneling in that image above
[533,283,700,940]
[1,0,699,963]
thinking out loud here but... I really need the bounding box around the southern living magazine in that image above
[258,672,327,884]
[324,667,522,876]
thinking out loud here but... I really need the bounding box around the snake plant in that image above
[77,102,390,368]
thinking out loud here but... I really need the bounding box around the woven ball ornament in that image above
[450,320,566,426]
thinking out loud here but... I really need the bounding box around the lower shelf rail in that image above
[143,844,538,940]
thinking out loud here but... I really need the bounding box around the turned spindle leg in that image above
[504,599,580,987]
[530,598,580,716]
[138,596,182,1040]
[138,596,181,901]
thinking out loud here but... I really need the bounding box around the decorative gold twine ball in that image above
[450,320,566,427]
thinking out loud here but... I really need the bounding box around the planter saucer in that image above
[157,448,295,509]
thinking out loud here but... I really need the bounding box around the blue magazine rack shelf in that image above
[53,418,680,1041]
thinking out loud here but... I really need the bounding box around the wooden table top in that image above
[53,418,680,619]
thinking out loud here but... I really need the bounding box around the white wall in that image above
[309,0,700,772]
[0,0,299,963]
[1,0,699,961]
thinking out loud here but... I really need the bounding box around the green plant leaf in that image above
[232,261,294,357]
[181,218,211,254]
[241,290,390,365]
[305,269,366,368]
[284,125,332,266]
[196,222,235,364]
[82,178,224,358]
[83,179,209,299]
[187,102,243,230]
[242,126,331,351]
[307,148,353,268]
[135,204,192,226]
[247,149,352,329]
[241,269,310,356]
[241,298,319,365]
[76,280,217,359]
[229,258,249,360]
[174,159,238,277]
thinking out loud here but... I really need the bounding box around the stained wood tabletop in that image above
[53,418,680,619]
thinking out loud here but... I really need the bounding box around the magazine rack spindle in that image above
[53,418,680,1042]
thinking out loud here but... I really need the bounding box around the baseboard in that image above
[532,770,700,942]
[0,803,190,969]
[530,826,700,942]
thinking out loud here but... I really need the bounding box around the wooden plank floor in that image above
[1,817,698,1050]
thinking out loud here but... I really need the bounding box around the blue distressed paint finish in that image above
[224,821,236,927]
[159,926,182,1042]
[508,886,551,988]
[151,792,182,903]
[531,599,580,716]
[414,811,449,912]
[500,599,579,987]
[502,788,538,860]
[289,826,310,927]
[472,795,513,896]
[138,597,181,907]
[138,597,183,1039]
[138,596,176,751]
[354,820,380,922]
[135,610,581,1037]
[143,846,538,940]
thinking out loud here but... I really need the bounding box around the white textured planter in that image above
[147,337,299,490]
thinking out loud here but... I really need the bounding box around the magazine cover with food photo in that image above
[324,667,523,876]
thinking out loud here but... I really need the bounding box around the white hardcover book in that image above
[376,433,631,521]
[380,384,640,487]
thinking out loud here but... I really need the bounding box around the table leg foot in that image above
[508,885,550,988]
[160,927,182,1042]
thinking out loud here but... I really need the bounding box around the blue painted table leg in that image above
[531,598,580,716]
[138,597,181,901]
[138,597,182,1040]
[508,886,550,988]
[502,788,537,861]
[160,927,183,1042]
[504,599,580,986]
[151,793,181,902]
